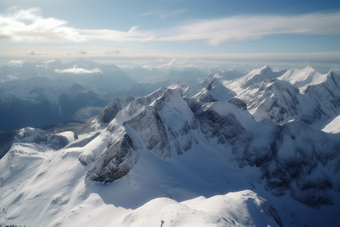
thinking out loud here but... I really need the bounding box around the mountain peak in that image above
[326,71,334,79]
[302,65,315,71]
[260,65,272,73]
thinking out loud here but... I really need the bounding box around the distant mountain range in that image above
[0,59,135,94]
[0,77,109,131]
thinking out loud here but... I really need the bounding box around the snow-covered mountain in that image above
[224,65,286,94]
[106,77,237,103]
[278,66,329,93]
[0,77,109,131]
[84,87,340,208]
[304,71,340,117]
[1,84,339,227]
[191,78,236,103]
[0,127,72,159]
[223,65,340,130]
[0,59,135,94]
[237,77,321,124]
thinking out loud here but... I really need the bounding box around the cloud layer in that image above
[159,13,340,45]
[1,7,340,45]
[55,66,102,74]
[0,7,154,43]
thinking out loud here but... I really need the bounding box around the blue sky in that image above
[0,0,340,65]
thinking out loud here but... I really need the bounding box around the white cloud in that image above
[27,50,35,55]
[9,59,26,64]
[159,12,340,45]
[43,59,56,63]
[27,50,48,55]
[76,49,87,54]
[141,58,207,69]
[55,66,102,74]
[100,52,340,66]
[0,7,155,43]
[1,7,340,46]
[104,50,121,54]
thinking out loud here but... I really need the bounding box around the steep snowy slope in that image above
[224,66,285,94]
[237,77,323,125]
[192,78,236,103]
[238,77,301,123]
[304,71,340,117]
[278,66,328,93]
[234,71,340,129]
[0,77,109,131]
[168,77,235,101]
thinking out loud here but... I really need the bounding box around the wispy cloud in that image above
[160,12,340,45]
[55,66,102,74]
[138,9,186,19]
[0,7,154,43]
[1,7,340,45]
[160,9,186,19]
[27,50,50,55]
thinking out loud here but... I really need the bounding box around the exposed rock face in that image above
[85,88,199,183]
[97,96,135,124]
[196,102,247,145]
[227,97,247,110]
[85,129,136,183]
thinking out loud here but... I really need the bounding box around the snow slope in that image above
[224,66,285,95]
[322,115,340,133]
[278,66,328,93]
[0,141,283,227]
[232,70,340,129]
[192,78,236,103]
[238,77,301,123]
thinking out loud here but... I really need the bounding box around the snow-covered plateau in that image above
[0,64,340,227]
